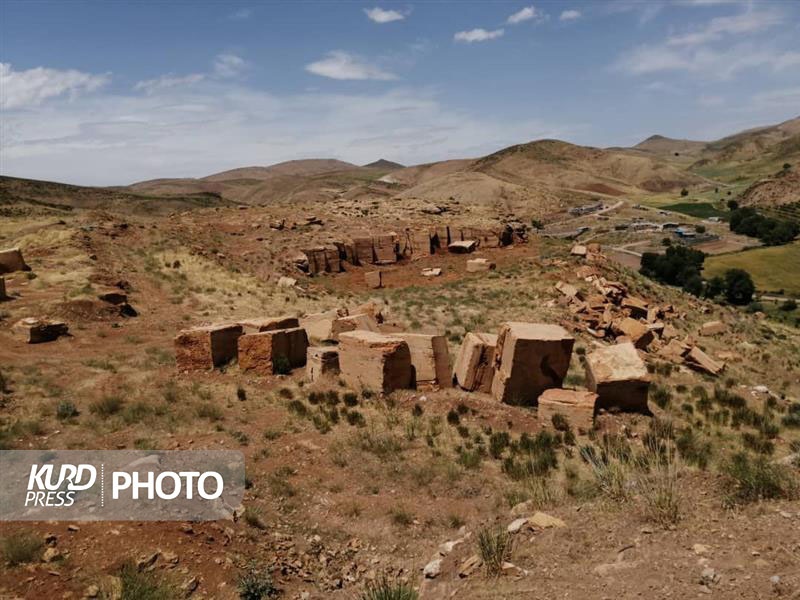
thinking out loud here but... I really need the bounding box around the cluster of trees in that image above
[729,207,799,246]
[640,246,755,305]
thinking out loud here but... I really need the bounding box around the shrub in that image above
[236,385,247,401]
[639,446,681,527]
[675,428,712,469]
[243,507,267,530]
[117,560,176,600]
[651,385,672,409]
[196,402,224,421]
[477,528,512,577]
[360,576,418,600]
[89,395,124,416]
[489,431,511,458]
[238,561,279,599]
[446,409,460,425]
[56,400,79,420]
[723,452,798,505]
[551,413,571,432]
[780,299,798,312]
[272,356,291,375]
[343,392,359,407]
[1,531,42,565]
[287,399,308,417]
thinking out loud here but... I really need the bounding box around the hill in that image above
[363,159,405,170]
[633,134,707,158]
[0,175,228,214]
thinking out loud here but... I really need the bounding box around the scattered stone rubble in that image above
[557,247,727,376]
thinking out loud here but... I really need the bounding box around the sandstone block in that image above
[239,316,299,334]
[0,247,30,274]
[422,268,442,277]
[338,331,414,393]
[238,327,308,375]
[174,324,242,371]
[300,308,349,342]
[352,236,375,265]
[585,342,650,412]
[538,389,597,434]
[466,258,496,273]
[373,234,397,264]
[685,346,725,376]
[396,333,451,388]
[332,313,381,340]
[13,317,69,343]
[700,320,726,336]
[491,322,575,405]
[615,317,654,349]
[448,240,477,254]
[365,270,382,289]
[570,244,587,256]
[306,347,340,382]
[453,332,497,392]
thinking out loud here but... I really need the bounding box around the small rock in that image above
[458,555,482,579]
[527,512,566,529]
[693,544,711,556]
[423,558,442,579]
[84,584,99,598]
[700,567,719,586]
[507,518,528,534]
[42,547,62,563]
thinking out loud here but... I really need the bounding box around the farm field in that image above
[703,241,800,296]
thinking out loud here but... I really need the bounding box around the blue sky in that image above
[1,0,799,185]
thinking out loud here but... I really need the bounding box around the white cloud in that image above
[227,8,252,20]
[617,43,800,79]
[666,8,783,46]
[213,53,247,78]
[559,10,581,21]
[0,81,577,186]
[134,73,206,94]
[364,7,405,23]
[507,6,541,25]
[305,51,397,80]
[454,28,504,43]
[0,63,108,110]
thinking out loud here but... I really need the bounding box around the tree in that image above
[780,299,798,312]
[683,274,703,296]
[783,163,791,171]
[724,269,755,305]
[704,276,725,299]
[727,199,739,211]
[695,225,706,234]
[680,188,689,197]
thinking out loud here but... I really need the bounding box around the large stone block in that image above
[352,237,375,265]
[238,327,308,375]
[13,317,69,343]
[396,333,451,388]
[0,248,30,274]
[373,234,398,264]
[365,271,382,289]
[409,230,433,257]
[306,347,340,382]
[175,324,242,371]
[300,308,349,342]
[537,389,597,435]
[338,331,414,393]
[615,317,654,349]
[239,316,299,334]
[452,332,497,393]
[466,258,495,273]
[585,342,650,412]
[491,322,575,406]
[448,240,477,254]
[331,313,381,340]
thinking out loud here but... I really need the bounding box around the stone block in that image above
[615,317,654,349]
[352,236,375,265]
[239,316,300,334]
[238,327,308,375]
[338,331,414,393]
[300,308,349,342]
[174,323,242,371]
[491,322,575,405]
[538,389,597,435]
[700,320,726,336]
[331,313,381,340]
[396,333,451,388]
[452,332,497,393]
[373,234,397,264]
[306,347,340,382]
[466,258,496,273]
[13,317,69,343]
[448,240,477,254]
[0,247,30,274]
[585,342,650,412]
[365,270,382,289]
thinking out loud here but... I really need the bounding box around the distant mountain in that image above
[202,159,358,182]
[363,159,405,170]
[633,135,707,158]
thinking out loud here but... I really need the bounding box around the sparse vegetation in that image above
[477,527,512,577]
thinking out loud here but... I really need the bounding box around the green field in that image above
[703,241,800,296]
[662,202,729,219]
